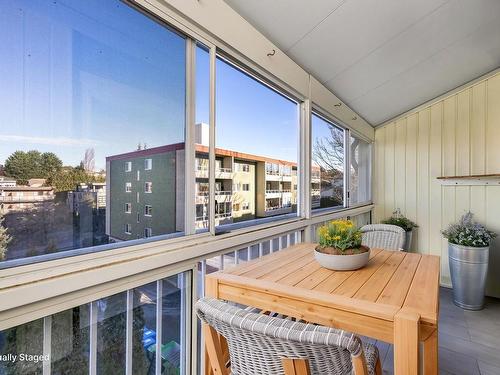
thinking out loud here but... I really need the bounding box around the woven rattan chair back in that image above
[196,297,381,375]
[360,224,405,251]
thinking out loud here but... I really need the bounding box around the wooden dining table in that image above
[205,243,440,375]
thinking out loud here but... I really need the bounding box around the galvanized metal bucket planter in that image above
[403,229,414,251]
[448,243,489,310]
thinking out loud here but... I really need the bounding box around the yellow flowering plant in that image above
[317,219,363,252]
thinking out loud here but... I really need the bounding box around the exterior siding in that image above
[108,151,177,241]
[374,72,500,297]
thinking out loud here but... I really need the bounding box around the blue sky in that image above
[0,0,299,171]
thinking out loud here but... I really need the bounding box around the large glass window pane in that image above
[161,274,188,375]
[0,0,186,264]
[0,319,44,375]
[215,57,299,227]
[96,292,127,374]
[51,305,90,375]
[132,282,157,375]
[349,135,372,205]
[311,113,345,210]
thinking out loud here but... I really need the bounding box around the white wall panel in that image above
[374,72,500,296]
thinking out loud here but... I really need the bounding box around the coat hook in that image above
[334,102,342,107]
[267,49,276,57]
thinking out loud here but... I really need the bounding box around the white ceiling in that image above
[224,0,500,125]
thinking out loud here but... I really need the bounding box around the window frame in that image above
[213,52,304,234]
[310,105,373,217]
[0,0,375,352]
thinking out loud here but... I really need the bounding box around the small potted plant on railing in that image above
[442,212,496,310]
[381,209,417,250]
[315,220,370,271]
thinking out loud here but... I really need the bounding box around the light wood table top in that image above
[205,243,441,374]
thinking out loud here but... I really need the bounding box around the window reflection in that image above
[212,57,299,228]
[350,136,372,205]
[311,113,345,209]
[0,0,186,263]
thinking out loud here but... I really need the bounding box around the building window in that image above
[144,205,152,216]
[350,135,372,205]
[144,227,152,238]
[144,158,152,171]
[311,113,344,210]
[242,202,250,210]
[125,224,132,235]
[242,184,250,191]
[0,0,187,263]
[137,213,140,223]
[144,182,152,193]
[233,203,240,211]
[125,203,132,213]
[136,170,140,181]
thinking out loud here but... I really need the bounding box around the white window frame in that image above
[125,182,132,193]
[144,182,152,193]
[125,224,132,235]
[0,6,375,375]
[144,205,152,217]
[144,158,152,171]
[125,161,132,172]
[310,106,373,216]
[144,227,152,238]
[125,203,132,214]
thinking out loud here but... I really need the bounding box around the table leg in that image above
[394,309,420,375]
[423,329,438,375]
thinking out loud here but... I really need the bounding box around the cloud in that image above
[0,134,101,147]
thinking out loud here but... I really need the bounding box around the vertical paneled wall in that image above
[374,72,500,297]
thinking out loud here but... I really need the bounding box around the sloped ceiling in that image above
[224,0,500,125]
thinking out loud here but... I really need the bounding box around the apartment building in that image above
[0,180,55,214]
[106,123,304,238]
[105,143,184,241]
[0,176,16,188]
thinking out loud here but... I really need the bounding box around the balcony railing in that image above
[0,195,54,203]
[215,190,232,196]
[265,189,292,194]
[0,205,372,375]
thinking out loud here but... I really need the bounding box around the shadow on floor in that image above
[365,287,500,375]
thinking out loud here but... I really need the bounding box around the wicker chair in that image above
[196,297,382,375]
[360,224,405,251]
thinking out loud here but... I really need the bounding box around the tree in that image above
[312,128,345,206]
[82,148,95,173]
[48,166,104,193]
[40,152,63,176]
[0,211,11,260]
[4,150,62,184]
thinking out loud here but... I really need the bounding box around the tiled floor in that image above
[368,287,500,375]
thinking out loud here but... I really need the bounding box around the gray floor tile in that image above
[375,288,500,374]
[478,361,500,375]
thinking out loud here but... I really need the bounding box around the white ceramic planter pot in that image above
[314,247,370,271]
